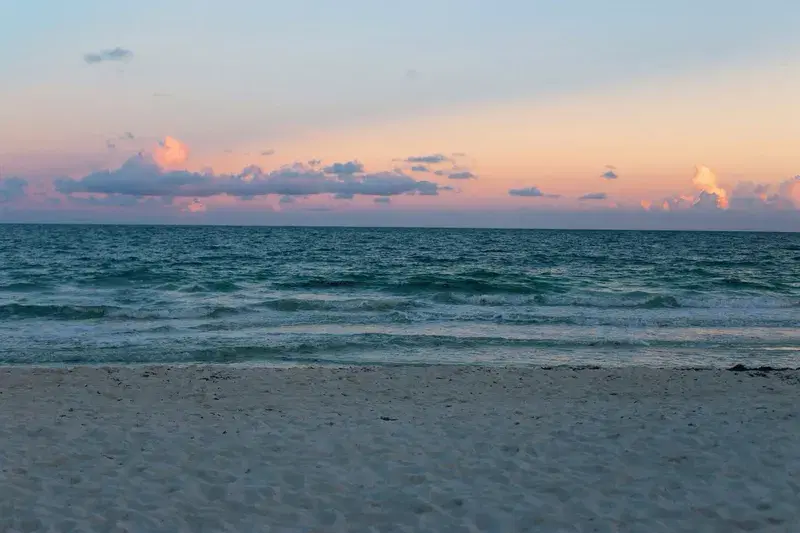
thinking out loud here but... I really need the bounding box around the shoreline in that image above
[2,360,798,371]
[1,364,798,531]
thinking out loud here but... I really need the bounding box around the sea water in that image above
[0,225,798,367]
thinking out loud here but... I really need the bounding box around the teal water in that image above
[0,225,798,367]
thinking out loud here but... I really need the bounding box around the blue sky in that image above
[5,0,798,135]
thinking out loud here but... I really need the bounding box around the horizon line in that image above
[0,221,796,234]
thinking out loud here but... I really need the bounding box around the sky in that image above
[1,0,799,230]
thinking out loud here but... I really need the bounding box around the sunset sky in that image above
[1,0,799,230]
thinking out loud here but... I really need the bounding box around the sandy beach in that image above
[0,365,798,532]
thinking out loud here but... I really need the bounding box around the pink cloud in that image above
[183,199,206,213]
[691,165,728,209]
[154,136,190,169]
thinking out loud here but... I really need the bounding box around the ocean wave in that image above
[181,280,242,293]
[275,276,378,289]
[256,291,796,313]
[487,313,799,328]
[636,295,681,308]
[719,277,779,290]
[80,267,181,286]
[538,293,798,309]
[430,293,542,306]
[0,282,50,292]
[177,306,799,329]
[257,297,417,313]
[425,289,798,310]
[4,293,795,325]
[0,303,111,320]
[12,331,795,365]
[104,305,244,320]
[692,260,765,268]
[274,272,566,295]
[200,332,746,355]
[424,292,681,309]
[0,303,245,321]
[390,274,559,295]
[2,334,659,364]
[207,306,242,318]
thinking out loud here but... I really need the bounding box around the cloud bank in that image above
[54,140,445,202]
[84,47,133,64]
[508,186,560,198]
[322,161,364,175]
[7,136,798,230]
[405,154,450,164]
[580,192,607,200]
[601,170,618,180]
[0,178,28,202]
[448,171,476,180]
[641,165,799,213]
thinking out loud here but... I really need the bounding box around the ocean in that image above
[0,224,798,367]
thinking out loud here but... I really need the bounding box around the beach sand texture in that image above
[0,365,798,532]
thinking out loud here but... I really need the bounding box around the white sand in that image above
[0,365,798,533]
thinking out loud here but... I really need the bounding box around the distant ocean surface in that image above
[0,225,798,367]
